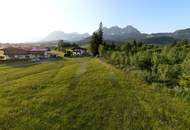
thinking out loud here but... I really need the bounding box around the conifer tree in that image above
[90,32,100,56]
[98,22,103,45]
[90,22,104,56]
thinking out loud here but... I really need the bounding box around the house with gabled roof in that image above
[0,47,28,60]
[72,46,87,56]
[0,47,51,60]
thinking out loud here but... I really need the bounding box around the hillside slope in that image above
[0,58,190,129]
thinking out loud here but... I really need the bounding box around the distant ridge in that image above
[43,31,90,42]
[80,26,190,44]
[42,26,190,44]
[102,25,145,41]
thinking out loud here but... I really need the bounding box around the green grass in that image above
[51,50,65,57]
[0,57,190,129]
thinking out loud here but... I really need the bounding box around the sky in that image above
[0,0,190,43]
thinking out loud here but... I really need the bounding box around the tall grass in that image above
[0,58,190,129]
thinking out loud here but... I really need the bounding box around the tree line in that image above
[102,40,190,89]
[56,40,78,51]
[90,23,190,91]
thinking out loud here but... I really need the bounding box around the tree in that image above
[122,42,132,55]
[110,42,116,50]
[90,22,104,56]
[90,32,100,56]
[171,40,177,47]
[58,40,64,51]
[99,44,106,57]
[98,22,103,45]
[131,40,138,55]
[181,39,189,45]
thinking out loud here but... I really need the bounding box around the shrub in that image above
[131,51,153,70]
[157,64,182,87]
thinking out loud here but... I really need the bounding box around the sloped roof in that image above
[2,47,28,55]
[1,47,49,55]
[30,48,48,52]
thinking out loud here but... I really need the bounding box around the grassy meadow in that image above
[0,57,190,129]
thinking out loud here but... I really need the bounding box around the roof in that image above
[30,48,48,52]
[1,47,48,55]
[29,48,48,55]
[29,51,45,55]
[1,47,28,55]
[72,47,87,51]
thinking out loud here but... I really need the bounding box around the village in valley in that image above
[0,42,89,62]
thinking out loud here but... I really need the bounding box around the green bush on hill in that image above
[100,40,190,89]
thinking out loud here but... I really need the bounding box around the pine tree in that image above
[90,32,100,56]
[58,40,64,51]
[90,22,104,56]
[98,22,103,45]
[110,42,116,50]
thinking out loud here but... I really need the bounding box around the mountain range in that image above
[43,31,90,42]
[42,26,190,44]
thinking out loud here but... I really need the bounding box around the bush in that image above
[131,51,153,70]
[99,45,106,57]
[179,61,190,89]
[156,64,182,87]
[102,41,190,89]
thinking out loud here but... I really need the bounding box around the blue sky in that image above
[0,0,190,42]
[62,0,190,34]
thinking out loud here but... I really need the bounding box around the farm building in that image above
[0,47,28,60]
[0,47,51,60]
[29,48,49,59]
[72,47,87,56]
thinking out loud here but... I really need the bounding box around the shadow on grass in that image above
[1,61,40,68]
[0,57,65,68]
